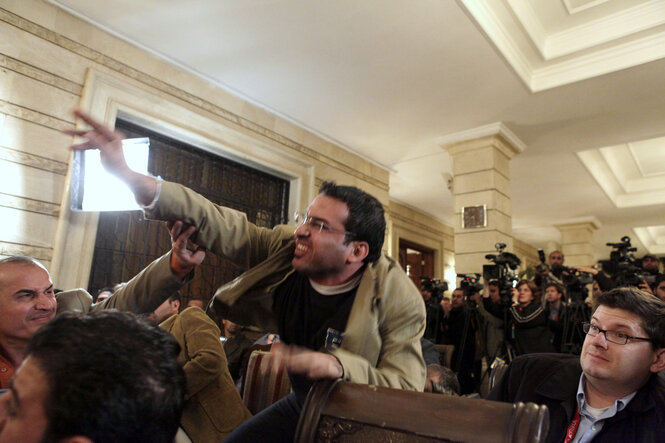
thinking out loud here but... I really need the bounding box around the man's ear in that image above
[650,348,665,373]
[347,241,369,264]
[60,436,94,443]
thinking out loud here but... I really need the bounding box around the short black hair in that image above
[655,274,665,287]
[594,287,665,349]
[93,287,114,303]
[427,364,461,396]
[318,181,386,263]
[28,311,185,443]
[544,282,564,294]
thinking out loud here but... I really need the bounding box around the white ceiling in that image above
[47,0,665,261]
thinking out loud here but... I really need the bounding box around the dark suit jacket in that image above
[161,307,251,442]
[487,353,665,443]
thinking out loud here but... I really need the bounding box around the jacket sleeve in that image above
[330,270,426,391]
[476,299,504,328]
[91,252,185,314]
[55,289,93,314]
[145,180,291,268]
[179,308,229,400]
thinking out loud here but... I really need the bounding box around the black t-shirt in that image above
[273,272,358,399]
[273,272,357,350]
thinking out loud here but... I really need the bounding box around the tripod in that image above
[473,299,515,396]
[561,300,590,355]
[447,304,482,395]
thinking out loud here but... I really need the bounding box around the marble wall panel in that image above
[0,115,72,163]
[0,69,79,123]
[0,206,57,248]
[0,159,65,203]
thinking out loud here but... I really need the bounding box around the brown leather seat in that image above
[295,379,549,443]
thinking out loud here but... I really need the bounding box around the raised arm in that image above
[65,109,158,206]
[93,221,205,314]
[65,109,290,268]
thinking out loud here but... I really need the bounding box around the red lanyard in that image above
[564,406,581,443]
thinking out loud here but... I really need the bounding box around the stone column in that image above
[442,124,525,276]
[554,219,601,266]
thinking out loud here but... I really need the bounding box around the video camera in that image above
[535,249,548,274]
[483,243,521,304]
[420,276,448,303]
[457,273,482,295]
[601,236,654,288]
[558,266,594,302]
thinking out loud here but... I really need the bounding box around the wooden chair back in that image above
[295,379,549,443]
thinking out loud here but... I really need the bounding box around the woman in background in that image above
[509,280,554,355]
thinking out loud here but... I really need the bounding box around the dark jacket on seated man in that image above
[488,353,665,443]
[489,287,665,443]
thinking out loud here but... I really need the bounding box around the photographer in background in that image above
[420,277,447,344]
[441,287,479,394]
[509,280,555,355]
[653,274,665,302]
[469,279,505,365]
[534,250,565,292]
[575,265,616,293]
[575,239,661,295]
[544,282,566,352]
[641,254,661,274]
[640,254,662,292]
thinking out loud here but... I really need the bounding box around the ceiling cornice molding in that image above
[458,0,535,88]
[505,0,547,56]
[633,227,665,255]
[577,145,665,209]
[533,30,665,91]
[563,0,609,15]
[546,0,665,59]
[460,0,665,92]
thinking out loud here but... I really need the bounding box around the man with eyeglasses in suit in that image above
[488,287,665,442]
[65,109,426,443]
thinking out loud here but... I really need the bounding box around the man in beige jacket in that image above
[67,109,426,443]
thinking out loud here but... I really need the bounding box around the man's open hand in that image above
[65,109,131,177]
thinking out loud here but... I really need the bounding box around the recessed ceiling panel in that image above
[629,136,665,177]
[634,225,665,254]
[460,0,665,91]
[578,135,665,208]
